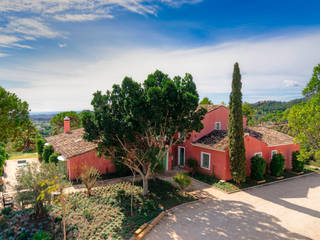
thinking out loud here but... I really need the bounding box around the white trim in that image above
[254,152,262,157]
[165,152,169,171]
[178,146,185,166]
[215,122,222,130]
[200,152,211,170]
[271,150,277,159]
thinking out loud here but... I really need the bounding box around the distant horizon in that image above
[29,95,305,114]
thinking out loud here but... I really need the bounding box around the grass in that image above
[308,160,320,168]
[48,178,196,240]
[192,166,318,193]
[8,152,38,160]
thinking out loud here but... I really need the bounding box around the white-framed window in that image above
[178,132,186,142]
[201,152,211,170]
[254,152,262,157]
[178,146,185,166]
[271,150,277,159]
[215,122,221,130]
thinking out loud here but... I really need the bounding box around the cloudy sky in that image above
[0,0,319,112]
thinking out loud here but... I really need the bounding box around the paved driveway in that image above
[146,173,320,240]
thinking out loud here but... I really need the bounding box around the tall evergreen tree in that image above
[228,63,246,185]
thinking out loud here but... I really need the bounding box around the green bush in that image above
[250,155,267,181]
[82,209,94,221]
[0,147,6,170]
[32,231,52,240]
[42,145,54,163]
[36,139,45,161]
[186,158,199,176]
[292,151,304,172]
[174,173,191,191]
[1,207,12,216]
[49,152,59,164]
[270,153,285,177]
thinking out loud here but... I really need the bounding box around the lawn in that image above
[8,152,38,160]
[191,167,318,193]
[1,179,196,240]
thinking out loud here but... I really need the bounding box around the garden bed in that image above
[1,178,195,240]
[191,168,317,193]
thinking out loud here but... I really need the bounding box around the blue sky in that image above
[0,0,319,112]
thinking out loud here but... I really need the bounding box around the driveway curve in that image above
[146,173,320,240]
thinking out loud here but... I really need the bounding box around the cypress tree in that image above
[228,62,246,185]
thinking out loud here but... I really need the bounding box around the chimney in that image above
[64,116,70,133]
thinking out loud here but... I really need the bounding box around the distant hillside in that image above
[250,97,307,121]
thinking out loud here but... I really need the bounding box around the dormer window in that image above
[215,122,221,130]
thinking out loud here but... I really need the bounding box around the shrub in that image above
[82,209,94,221]
[42,145,54,163]
[36,139,45,161]
[49,153,59,164]
[292,151,304,172]
[79,165,100,197]
[187,158,199,176]
[174,173,191,191]
[1,207,12,216]
[32,231,52,240]
[0,146,6,170]
[250,155,267,181]
[270,153,285,177]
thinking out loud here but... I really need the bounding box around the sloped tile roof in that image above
[193,127,295,151]
[46,128,97,159]
[196,104,224,113]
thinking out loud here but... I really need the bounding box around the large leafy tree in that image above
[0,86,30,143]
[83,70,206,195]
[302,64,320,97]
[50,111,82,135]
[199,97,213,105]
[288,94,320,162]
[242,102,256,126]
[228,63,246,185]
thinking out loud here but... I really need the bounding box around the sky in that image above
[0,0,320,112]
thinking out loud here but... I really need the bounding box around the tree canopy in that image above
[199,97,213,105]
[50,111,82,135]
[242,102,255,126]
[83,70,206,195]
[303,64,320,97]
[0,86,30,143]
[228,63,246,185]
[287,95,320,161]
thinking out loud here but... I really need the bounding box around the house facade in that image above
[47,105,299,181]
[172,105,300,180]
[46,117,115,180]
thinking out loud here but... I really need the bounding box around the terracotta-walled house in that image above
[47,105,299,181]
[172,105,300,180]
[46,117,115,180]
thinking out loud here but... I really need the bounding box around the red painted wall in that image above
[67,151,115,180]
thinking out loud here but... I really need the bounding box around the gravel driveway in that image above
[146,173,320,240]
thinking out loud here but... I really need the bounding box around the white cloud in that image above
[4,18,61,38]
[54,13,113,22]
[58,43,67,48]
[284,80,300,87]
[0,52,9,57]
[3,30,320,112]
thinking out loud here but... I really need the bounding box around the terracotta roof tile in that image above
[196,104,224,113]
[193,127,294,151]
[46,128,97,159]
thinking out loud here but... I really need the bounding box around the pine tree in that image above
[228,62,246,185]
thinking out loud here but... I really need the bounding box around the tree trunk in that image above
[142,175,149,196]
